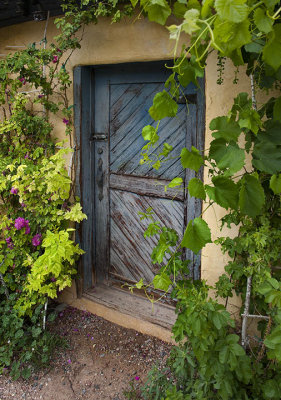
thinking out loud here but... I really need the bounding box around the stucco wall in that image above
[0,15,253,338]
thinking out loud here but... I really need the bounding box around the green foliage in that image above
[0,0,116,378]
[181,217,211,254]
[127,0,281,399]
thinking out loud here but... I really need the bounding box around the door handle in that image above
[97,157,104,201]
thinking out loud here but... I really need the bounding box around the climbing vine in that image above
[125,0,281,399]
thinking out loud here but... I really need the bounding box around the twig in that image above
[250,74,257,111]
[43,298,48,330]
[241,276,252,348]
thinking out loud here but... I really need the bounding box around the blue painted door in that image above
[92,62,204,287]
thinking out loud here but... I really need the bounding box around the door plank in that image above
[109,173,184,201]
[94,74,110,283]
[110,189,184,283]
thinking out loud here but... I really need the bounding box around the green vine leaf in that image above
[181,217,212,253]
[213,18,251,61]
[270,174,281,194]
[182,9,201,35]
[130,0,139,6]
[141,0,171,26]
[253,8,273,34]
[210,116,241,142]
[206,176,239,210]
[181,146,204,172]
[201,0,214,18]
[142,125,159,143]
[153,273,172,291]
[214,0,249,23]
[252,141,281,174]
[209,139,245,174]
[166,177,183,189]
[149,90,178,120]
[263,25,281,71]
[238,175,265,217]
[188,177,206,200]
[177,56,204,87]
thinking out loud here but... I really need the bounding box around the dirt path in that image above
[0,305,171,400]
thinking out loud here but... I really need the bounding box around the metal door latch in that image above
[92,133,108,141]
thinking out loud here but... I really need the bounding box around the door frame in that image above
[74,62,205,294]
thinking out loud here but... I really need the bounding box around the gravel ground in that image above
[0,305,172,400]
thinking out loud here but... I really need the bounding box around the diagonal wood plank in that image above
[110,189,184,284]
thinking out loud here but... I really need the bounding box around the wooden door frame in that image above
[73,62,205,295]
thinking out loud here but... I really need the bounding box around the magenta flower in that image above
[56,48,62,53]
[32,233,42,246]
[52,55,58,63]
[50,276,56,282]
[20,202,26,208]
[10,187,18,195]
[135,376,140,381]
[63,118,69,125]
[67,359,71,364]
[24,153,29,159]
[14,217,26,230]
[6,237,14,249]
[38,94,44,99]
[18,77,26,85]
[14,217,30,234]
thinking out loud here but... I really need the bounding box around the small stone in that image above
[100,353,105,358]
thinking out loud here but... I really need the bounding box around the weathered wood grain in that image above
[84,284,176,329]
[109,173,184,201]
[110,189,184,283]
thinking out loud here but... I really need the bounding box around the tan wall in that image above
[0,15,253,339]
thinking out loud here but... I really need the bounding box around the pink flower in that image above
[56,48,62,53]
[24,153,29,159]
[14,217,30,234]
[50,276,56,282]
[63,118,69,125]
[52,55,58,63]
[15,217,26,230]
[67,359,71,364]
[20,202,26,208]
[135,376,140,381]
[18,77,26,85]
[6,237,14,249]
[32,233,42,246]
[10,187,18,195]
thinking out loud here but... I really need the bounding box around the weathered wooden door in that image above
[74,62,204,291]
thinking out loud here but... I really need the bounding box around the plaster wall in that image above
[0,15,253,340]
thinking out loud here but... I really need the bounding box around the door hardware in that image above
[92,133,108,141]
